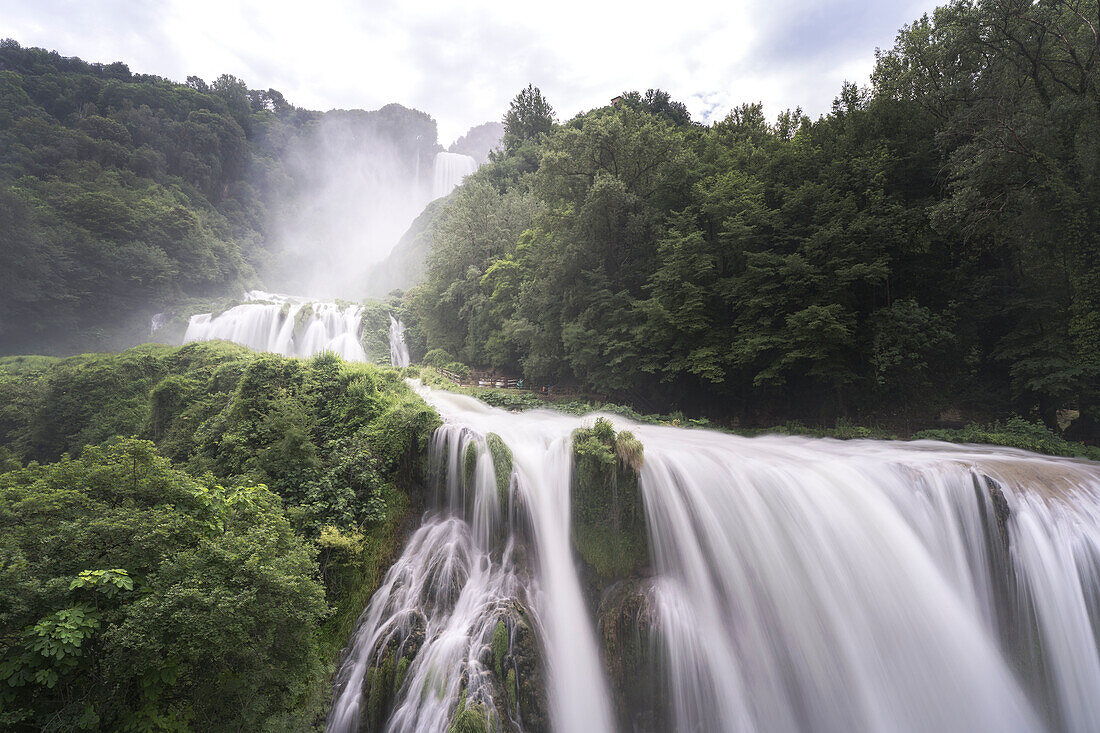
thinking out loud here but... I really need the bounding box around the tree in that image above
[501,84,555,155]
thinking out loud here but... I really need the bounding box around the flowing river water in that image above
[327,374,1100,733]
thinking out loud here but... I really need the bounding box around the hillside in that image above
[0,40,438,355]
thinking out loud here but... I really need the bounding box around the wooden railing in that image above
[436,368,525,390]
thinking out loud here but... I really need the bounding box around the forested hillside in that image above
[0,344,438,729]
[407,2,1100,439]
[0,40,438,355]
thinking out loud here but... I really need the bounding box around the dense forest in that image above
[0,40,439,355]
[406,1,1100,439]
[0,343,438,729]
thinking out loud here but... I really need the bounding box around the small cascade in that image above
[149,312,169,336]
[328,384,1100,733]
[182,290,367,361]
[328,389,614,733]
[388,314,410,367]
[432,151,478,199]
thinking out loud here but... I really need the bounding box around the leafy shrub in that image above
[0,439,326,730]
[422,348,454,367]
[914,417,1100,460]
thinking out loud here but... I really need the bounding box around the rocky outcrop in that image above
[597,579,668,731]
[571,418,649,597]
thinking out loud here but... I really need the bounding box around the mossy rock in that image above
[598,580,668,731]
[571,418,648,584]
[359,616,427,730]
[975,473,1012,551]
[464,439,479,487]
[486,432,513,503]
[449,688,492,733]
[475,605,549,733]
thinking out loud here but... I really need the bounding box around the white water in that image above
[329,384,1100,732]
[182,290,368,361]
[432,152,478,199]
[388,315,410,368]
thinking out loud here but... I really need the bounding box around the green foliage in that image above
[0,343,442,727]
[404,14,1100,439]
[501,84,555,155]
[571,418,648,581]
[423,348,455,367]
[914,417,1100,461]
[0,438,326,730]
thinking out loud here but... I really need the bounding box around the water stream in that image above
[328,384,1100,733]
[389,315,410,368]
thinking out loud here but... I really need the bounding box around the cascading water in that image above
[388,315,410,368]
[329,384,1100,733]
[432,152,478,199]
[183,290,368,361]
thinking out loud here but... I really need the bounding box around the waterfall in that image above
[182,290,367,361]
[329,384,1100,733]
[432,152,478,199]
[388,314,410,367]
[149,312,169,336]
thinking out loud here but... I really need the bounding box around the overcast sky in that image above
[3,0,940,144]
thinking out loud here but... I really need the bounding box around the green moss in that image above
[395,656,411,694]
[492,619,509,677]
[365,652,396,730]
[293,302,314,332]
[449,689,491,733]
[486,433,513,501]
[505,668,517,710]
[464,440,479,486]
[571,418,648,582]
[574,524,647,580]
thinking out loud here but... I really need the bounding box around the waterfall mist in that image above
[261,107,439,300]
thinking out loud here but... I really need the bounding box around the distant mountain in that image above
[448,121,503,165]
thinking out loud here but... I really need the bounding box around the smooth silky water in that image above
[327,380,1100,732]
[184,290,369,361]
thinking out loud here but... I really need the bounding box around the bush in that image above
[0,439,326,730]
[914,417,1100,460]
[422,348,454,367]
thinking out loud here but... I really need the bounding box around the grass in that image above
[413,368,1100,461]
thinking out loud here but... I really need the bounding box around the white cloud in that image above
[1,0,940,142]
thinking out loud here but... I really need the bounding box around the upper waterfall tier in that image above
[183,290,368,361]
[432,151,478,199]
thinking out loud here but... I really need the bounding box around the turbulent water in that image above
[183,290,368,361]
[329,384,1100,733]
[432,152,478,199]
[388,315,410,368]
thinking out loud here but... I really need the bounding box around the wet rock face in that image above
[359,614,427,730]
[482,605,550,733]
[598,580,669,732]
[976,473,1012,550]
